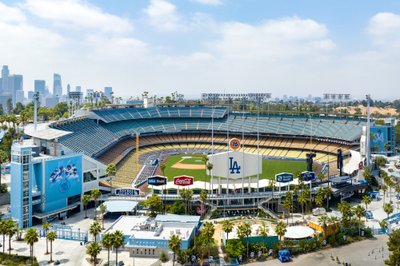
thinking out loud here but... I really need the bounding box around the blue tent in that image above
[278,250,291,263]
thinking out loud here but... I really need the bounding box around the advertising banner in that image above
[44,155,82,212]
[115,188,140,196]
[370,127,388,153]
[174,176,194,186]
[301,171,316,182]
[148,175,167,186]
[275,172,294,183]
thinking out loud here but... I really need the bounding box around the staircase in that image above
[257,196,279,220]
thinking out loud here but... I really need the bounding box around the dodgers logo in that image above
[229,157,241,174]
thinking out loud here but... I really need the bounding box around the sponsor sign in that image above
[229,138,241,151]
[147,175,167,186]
[301,171,316,182]
[115,188,140,196]
[275,172,294,183]
[174,176,194,186]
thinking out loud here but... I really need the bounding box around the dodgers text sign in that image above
[174,176,194,186]
[148,175,167,186]
[301,171,316,182]
[115,188,140,196]
[208,151,262,179]
[275,173,294,183]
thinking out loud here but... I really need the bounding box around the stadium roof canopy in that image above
[24,123,71,140]
[98,200,138,213]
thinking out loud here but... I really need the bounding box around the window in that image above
[23,165,29,171]
[152,249,155,255]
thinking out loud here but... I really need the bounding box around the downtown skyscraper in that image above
[53,73,62,98]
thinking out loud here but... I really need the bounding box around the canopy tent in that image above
[97,200,138,213]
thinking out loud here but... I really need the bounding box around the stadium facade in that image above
[11,105,381,227]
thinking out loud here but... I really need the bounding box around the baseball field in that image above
[161,154,313,182]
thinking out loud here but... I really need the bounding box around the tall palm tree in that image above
[0,150,8,189]
[91,188,101,218]
[86,241,102,266]
[237,222,252,259]
[202,155,209,190]
[222,219,234,241]
[206,162,213,191]
[258,221,269,254]
[362,195,372,210]
[353,205,365,236]
[382,184,388,204]
[99,204,107,229]
[283,191,293,225]
[202,222,215,257]
[6,219,17,255]
[101,232,113,266]
[42,222,51,254]
[25,228,39,266]
[298,191,308,219]
[105,163,116,187]
[0,219,7,253]
[179,188,193,215]
[327,216,340,237]
[318,215,329,240]
[82,194,91,219]
[324,187,332,210]
[199,190,208,216]
[383,203,394,230]
[274,221,287,242]
[160,163,166,177]
[168,234,182,266]
[112,230,124,265]
[89,222,102,242]
[46,231,57,263]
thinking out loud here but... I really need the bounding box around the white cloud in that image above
[0,2,26,23]
[193,0,223,6]
[144,0,182,31]
[23,0,133,33]
[368,12,400,48]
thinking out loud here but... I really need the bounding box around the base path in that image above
[171,158,206,170]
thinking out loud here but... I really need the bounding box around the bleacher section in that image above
[51,107,365,158]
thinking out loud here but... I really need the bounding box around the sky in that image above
[1,0,400,100]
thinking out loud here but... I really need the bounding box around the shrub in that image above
[0,253,39,266]
[0,184,7,193]
[160,251,169,263]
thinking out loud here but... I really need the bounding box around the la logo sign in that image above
[229,157,241,174]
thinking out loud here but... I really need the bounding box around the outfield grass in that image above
[162,154,313,182]
[180,156,205,165]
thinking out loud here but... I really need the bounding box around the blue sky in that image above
[1,0,400,100]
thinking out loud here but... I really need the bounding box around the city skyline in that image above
[0,0,400,99]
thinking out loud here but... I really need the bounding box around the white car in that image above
[312,207,326,216]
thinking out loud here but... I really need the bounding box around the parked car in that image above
[365,210,373,219]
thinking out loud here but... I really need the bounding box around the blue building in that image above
[10,123,108,228]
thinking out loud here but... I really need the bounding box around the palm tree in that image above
[82,194,91,219]
[179,188,193,215]
[274,221,287,242]
[318,215,329,240]
[168,234,182,266]
[101,232,113,266]
[0,219,7,253]
[89,222,102,242]
[327,216,340,237]
[86,241,102,266]
[160,163,166,176]
[353,205,365,236]
[199,190,208,216]
[324,187,332,210]
[106,163,116,187]
[6,220,17,255]
[383,203,394,230]
[222,219,234,241]
[91,188,101,218]
[42,222,51,254]
[46,231,57,263]
[258,221,269,254]
[338,201,352,228]
[237,222,252,259]
[0,150,8,189]
[113,230,125,265]
[206,162,213,190]
[298,190,308,219]
[283,191,293,225]
[382,184,388,204]
[99,204,107,229]
[202,221,215,257]
[25,228,39,266]
[362,195,372,210]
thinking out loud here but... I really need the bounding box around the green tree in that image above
[298,190,308,219]
[274,221,287,242]
[222,219,234,241]
[46,231,57,263]
[323,187,332,210]
[384,203,394,227]
[105,163,116,187]
[0,150,8,189]
[42,222,51,254]
[0,219,7,253]
[362,195,372,210]
[385,228,400,266]
[25,228,39,266]
[194,234,208,265]
[363,167,373,185]
[168,234,182,266]
[86,241,102,266]
[91,188,101,218]
[170,201,185,214]
[283,191,293,225]
[160,163,166,176]
[225,239,245,259]
[6,219,17,255]
[237,222,251,258]
[99,204,107,229]
[338,201,352,228]
[82,194,91,219]
[318,215,329,240]
[199,189,208,216]
[101,232,113,266]
[89,222,102,242]
[179,188,193,215]
[144,194,162,217]
[112,230,124,264]
[353,205,366,236]
[258,221,269,254]
[202,221,215,257]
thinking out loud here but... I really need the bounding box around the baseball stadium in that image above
[48,106,366,203]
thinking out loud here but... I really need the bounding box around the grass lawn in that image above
[162,154,313,182]
[180,155,205,165]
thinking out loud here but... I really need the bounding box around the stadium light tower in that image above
[366,94,371,166]
[33,92,40,131]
